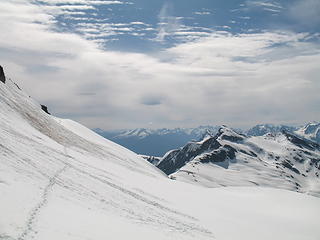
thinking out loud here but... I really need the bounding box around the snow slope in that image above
[1,77,320,240]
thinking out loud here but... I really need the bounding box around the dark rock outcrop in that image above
[199,145,236,164]
[157,137,221,175]
[0,65,6,83]
[281,160,300,174]
[41,105,51,115]
[216,126,246,142]
[140,155,161,166]
[157,127,247,175]
[282,131,320,151]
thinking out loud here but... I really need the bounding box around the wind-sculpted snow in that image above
[1,78,320,240]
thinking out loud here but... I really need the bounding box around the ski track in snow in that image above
[17,148,70,240]
[52,153,214,237]
[12,145,213,240]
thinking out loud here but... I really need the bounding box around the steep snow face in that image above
[295,122,320,144]
[1,78,320,240]
[158,126,320,197]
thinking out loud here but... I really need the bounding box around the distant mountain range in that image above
[94,126,221,156]
[246,124,298,136]
[94,123,320,157]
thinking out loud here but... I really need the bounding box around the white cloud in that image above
[239,16,251,20]
[37,0,125,5]
[40,4,95,15]
[194,11,211,15]
[89,0,124,4]
[245,0,283,13]
[74,22,149,40]
[246,1,282,9]
[0,1,55,24]
[130,22,148,25]
[154,5,214,43]
[35,0,128,18]
[0,0,319,129]
[155,3,181,42]
[62,11,87,15]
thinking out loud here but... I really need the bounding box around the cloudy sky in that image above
[0,0,319,130]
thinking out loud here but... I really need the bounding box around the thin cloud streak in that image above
[37,0,126,5]
[155,2,181,42]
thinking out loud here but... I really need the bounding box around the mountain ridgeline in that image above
[95,123,320,157]
[94,126,221,157]
[246,124,298,136]
[295,122,320,144]
[95,121,320,196]
[156,126,320,196]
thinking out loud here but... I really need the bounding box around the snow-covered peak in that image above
[247,123,297,136]
[303,122,320,134]
[216,125,246,142]
[96,126,221,156]
[157,126,247,176]
[158,124,320,197]
[295,122,320,144]
[113,128,151,139]
[102,126,220,140]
